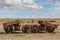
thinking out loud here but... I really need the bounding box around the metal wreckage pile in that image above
[3,20,58,33]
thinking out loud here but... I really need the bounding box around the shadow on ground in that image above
[0,32,57,34]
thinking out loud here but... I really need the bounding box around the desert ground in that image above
[0,18,60,40]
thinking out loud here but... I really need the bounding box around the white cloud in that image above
[52,2,60,10]
[44,11,60,18]
[48,2,60,10]
[55,2,60,7]
[48,7,60,10]
[0,0,44,10]
[30,15,38,18]
[53,7,60,10]
[46,0,53,2]
[39,6,44,9]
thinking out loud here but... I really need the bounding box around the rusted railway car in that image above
[3,20,58,33]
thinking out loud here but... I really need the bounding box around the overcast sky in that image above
[0,0,60,18]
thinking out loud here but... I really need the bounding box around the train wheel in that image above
[47,27,55,33]
[4,27,13,33]
[9,27,13,33]
[38,27,43,33]
[31,25,39,33]
[4,28,10,33]
[22,25,29,33]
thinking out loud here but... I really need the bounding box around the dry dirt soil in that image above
[0,33,60,40]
